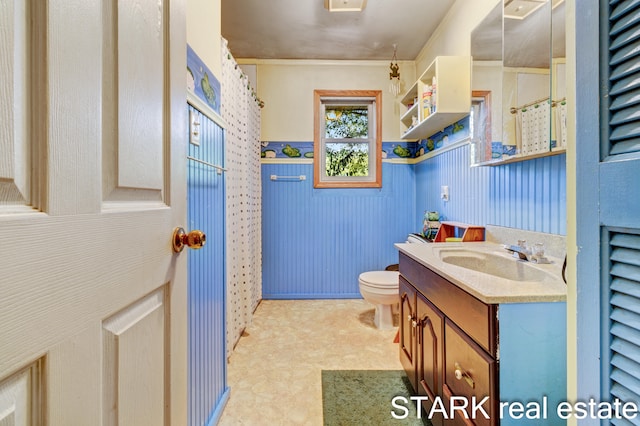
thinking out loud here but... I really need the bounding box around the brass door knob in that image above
[172,227,206,253]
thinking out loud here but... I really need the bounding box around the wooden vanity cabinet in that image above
[398,246,567,425]
[400,276,445,426]
[417,287,445,426]
[443,320,496,426]
[399,252,498,426]
[399,278,417,390]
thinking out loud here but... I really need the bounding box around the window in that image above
[313,90,382,188]
[470,90,492,164]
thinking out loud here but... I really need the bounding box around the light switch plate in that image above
[189,110,201,146]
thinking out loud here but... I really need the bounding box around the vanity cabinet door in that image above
[443,320,497,426]
[417,293,444,426]
[399,253,498,356]
[399,277,418,392]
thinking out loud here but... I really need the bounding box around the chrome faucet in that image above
[504,244,531,261]
[503,240,550,263]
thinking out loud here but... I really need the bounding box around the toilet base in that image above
[374,303,395,330]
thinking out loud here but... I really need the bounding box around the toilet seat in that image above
[359,271,399,289]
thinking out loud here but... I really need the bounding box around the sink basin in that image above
[438,249,550,282]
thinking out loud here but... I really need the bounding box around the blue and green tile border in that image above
[261,116,472,164]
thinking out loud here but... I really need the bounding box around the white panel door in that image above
[0,1,188,425]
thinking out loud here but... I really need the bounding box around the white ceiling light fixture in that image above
[324,0,367,12]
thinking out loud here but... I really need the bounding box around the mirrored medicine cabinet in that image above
[470,0,566,166]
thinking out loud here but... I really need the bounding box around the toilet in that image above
[359,270,400,329]
[359,234,428,329]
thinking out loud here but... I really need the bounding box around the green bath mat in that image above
[321,370,431,425]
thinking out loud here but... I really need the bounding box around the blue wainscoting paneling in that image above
[187,106,228,426]
[414,144,566,235]
[489,153,566,234]
[262,143,566,299]
[414,144,491,228]
[262,162,416,299]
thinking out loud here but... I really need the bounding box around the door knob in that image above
[172,227,206,253]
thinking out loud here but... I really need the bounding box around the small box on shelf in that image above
[434,221,485,243]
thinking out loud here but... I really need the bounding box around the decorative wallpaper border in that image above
[261,142,314,160]
[187,44,221,115]
[414,116,470,158]
[260,116,471,164]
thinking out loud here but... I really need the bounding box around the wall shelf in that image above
[399,56,471,141]
[473,146,566,167]
[402,111,470,140]
[400,102,419,127]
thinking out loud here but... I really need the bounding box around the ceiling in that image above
[471,1,566,68]
[221,0,455,61]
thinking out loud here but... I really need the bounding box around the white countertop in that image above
[395,241,567,304]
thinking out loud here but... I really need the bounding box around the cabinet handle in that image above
[454,362,475,389]
[407,315,418,328]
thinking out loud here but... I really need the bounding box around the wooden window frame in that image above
[471,90,492,162]
[313,90,382,188]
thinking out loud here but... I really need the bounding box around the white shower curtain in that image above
[554,100,567,149]
[221,39,262,356]
[515,99,551,155]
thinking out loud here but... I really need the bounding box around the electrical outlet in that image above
[441,185,449,201]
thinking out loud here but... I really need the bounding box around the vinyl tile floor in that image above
[217,299,403,425]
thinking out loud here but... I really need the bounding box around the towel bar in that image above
[270,175,306,181]
[187,156,227,174]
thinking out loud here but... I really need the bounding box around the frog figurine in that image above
[422,211,441,240]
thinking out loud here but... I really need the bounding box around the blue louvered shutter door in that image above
[602,0,640,421]
[609,233,640,415]
[609,1,640,156]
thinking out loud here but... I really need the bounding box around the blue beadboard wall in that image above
[186,106,228,426]
[262,162,416,299]
[414,143,566,235]
[262,143,566,299]
[415,144,491,229]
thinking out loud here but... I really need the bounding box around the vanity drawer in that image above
[399,253,497,356]
[443,320,497,426]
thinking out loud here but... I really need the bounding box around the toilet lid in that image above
[359,271,399,288]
